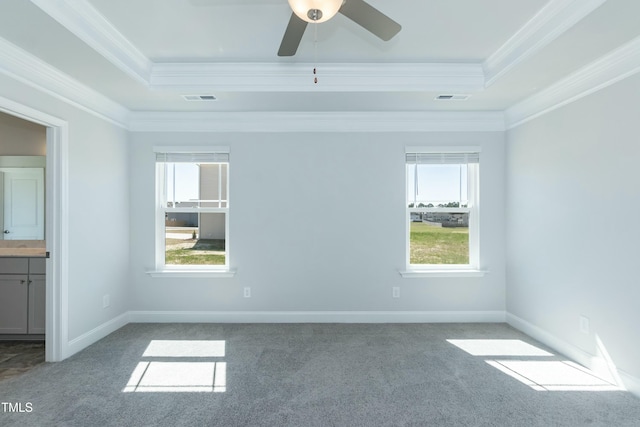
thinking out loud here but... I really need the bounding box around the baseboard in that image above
[619,369,640,398]
[64,312,129,359]
[506,312,640,399]
[128,310,506,324]
[0,334,44,341]
[506,312,595,367]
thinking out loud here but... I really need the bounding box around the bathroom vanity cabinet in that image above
[0,257,45,334]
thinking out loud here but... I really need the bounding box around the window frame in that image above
[149,146,234,277]
[402,146,483,277]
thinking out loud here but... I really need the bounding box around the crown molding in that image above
[0,37,129,128]
[129,111,506,133]
[149,62,485,93]
[506,35,640,129]
[30,0,152,85]
[483,0,607,87]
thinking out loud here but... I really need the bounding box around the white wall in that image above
[129,131,506,316]
[0,73,130,343]
[65,113,129,340]
[506,73,640,383]
[0,111,46,156]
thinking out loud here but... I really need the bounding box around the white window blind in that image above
[406,152,479,165]
[155,152,229,163]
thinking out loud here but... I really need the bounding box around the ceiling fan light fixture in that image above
[288,0,343,23]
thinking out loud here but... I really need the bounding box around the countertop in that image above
[0,248,47,257]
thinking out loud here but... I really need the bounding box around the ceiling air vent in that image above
[183,94,217,101]
[435,94,471,101]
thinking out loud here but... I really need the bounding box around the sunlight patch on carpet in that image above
[123,339,227,393]
[447,339,553,357]
[486,360,621,391]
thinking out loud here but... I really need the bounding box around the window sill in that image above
[146,269,236,278]
[399,269,488,278]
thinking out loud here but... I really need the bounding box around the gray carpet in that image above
[1,323,639,426]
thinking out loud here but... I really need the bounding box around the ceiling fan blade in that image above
[339,0,401,41]
[278,13,308,56]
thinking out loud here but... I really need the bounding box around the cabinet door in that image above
[0,275,28,333]
[28,275,46,334]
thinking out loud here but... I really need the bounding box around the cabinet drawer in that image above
[29,258,46,275]
[0,258,29,274]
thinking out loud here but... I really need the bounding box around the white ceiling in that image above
[0,0,639,115]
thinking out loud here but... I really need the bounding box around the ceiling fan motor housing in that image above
[307,9,322,21]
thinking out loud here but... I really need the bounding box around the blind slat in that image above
[156,152,229,163]
[406,152,479,164]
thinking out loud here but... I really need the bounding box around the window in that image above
[154,149,230,273]
[405,148,479,272]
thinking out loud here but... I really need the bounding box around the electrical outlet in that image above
[579,315,590,334]
[102,294,110,309]
[392,287,400,298]
[243,287,251,298]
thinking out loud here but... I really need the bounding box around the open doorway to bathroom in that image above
[0,111,47,379]
[0,98,67,364]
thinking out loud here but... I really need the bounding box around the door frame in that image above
[0,96,68,362]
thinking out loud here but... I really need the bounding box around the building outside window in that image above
[405,148,480,271]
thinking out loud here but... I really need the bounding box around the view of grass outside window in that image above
[156,151,229,269]
[406,151,478,267]
[165,215,226,266]
[409,215,469,264]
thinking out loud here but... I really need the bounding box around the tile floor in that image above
[0,341,45,381]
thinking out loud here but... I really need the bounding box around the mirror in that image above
[0,156,45,240]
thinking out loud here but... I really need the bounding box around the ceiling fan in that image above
[278,0,401,56]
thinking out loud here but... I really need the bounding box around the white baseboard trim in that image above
[64,312,129,359]
[506,312,594,366]
[619,369,640,398]
[128,310,506,324]
[506,312,640,398]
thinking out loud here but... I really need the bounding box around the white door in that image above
[2,168,45,240]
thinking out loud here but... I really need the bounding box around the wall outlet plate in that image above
[102,294,110,309]
[579,315,590,334]
[392,287,400,298]
[243,287,251,298]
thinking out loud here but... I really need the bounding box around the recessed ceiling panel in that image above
[87,0,548,62]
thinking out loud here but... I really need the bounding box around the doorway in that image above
[0,96,68,362]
